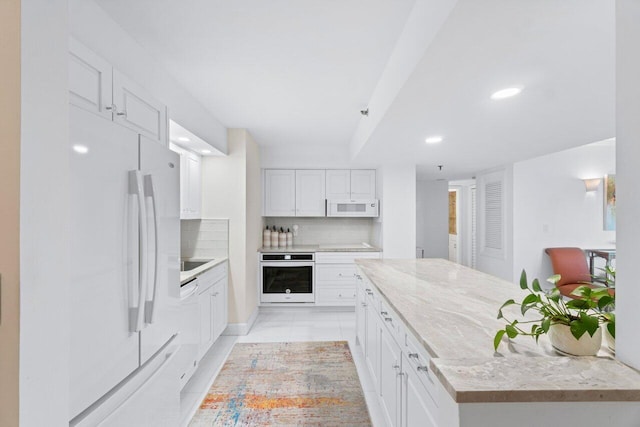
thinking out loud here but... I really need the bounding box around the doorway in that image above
[448,189,460,262]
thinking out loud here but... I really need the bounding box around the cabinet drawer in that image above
[316,264,357,284]
[315,251,380,264]
[405,332,438,403]
[316,286,357,305]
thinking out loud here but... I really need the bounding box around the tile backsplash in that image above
[181,218,229,259]
[263,217,375,246]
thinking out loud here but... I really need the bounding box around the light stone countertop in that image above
[355,258,640,403]
[180,257,228,285]
[258,243,381,253]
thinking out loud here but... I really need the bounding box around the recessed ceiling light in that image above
[201,149,211,154]
[177,137,190,142]
[425,136,443,144]
[72,144,89,154]
[491,87,522,100]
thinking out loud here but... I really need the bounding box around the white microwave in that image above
[326,200,379,217]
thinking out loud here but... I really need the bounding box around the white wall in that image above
[416,180,448,258]
[261,143,366,169]
[379,165,417,258]
[68,0,227,153]
[20,1,71,425]
[476,166,514,281]
[201,130,260,326]
[616,0,640,371]
[512,141,616,284]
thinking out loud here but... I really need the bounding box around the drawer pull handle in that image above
[384,317,393,322]
[366,291,373,296]
[408,353,419,359]
[381,311,388,315]
[417,366,428,372]
[361,302,367,307]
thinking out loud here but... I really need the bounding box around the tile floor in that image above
[179,307,385,426]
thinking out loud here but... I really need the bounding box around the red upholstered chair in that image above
[544,247,614,299]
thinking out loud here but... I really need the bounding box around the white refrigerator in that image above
[69,105,181,426]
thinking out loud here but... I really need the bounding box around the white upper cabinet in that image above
[264,170,296,216]
[350,169,376,199]
[113,69,167,144]
[325,170,351,199]
[295,170,326,217]
[69,39,113,120]
[326,169,376,200]
[170,144,201,219]
[69,39,167,146]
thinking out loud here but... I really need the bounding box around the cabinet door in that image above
[380,327,401,427]
[401,354,437,427]
[295,170,326,216]
[351,170,376,199]
[264,170,296,216]
[186,151,201,218]
[211,279,227,341]
[356,285,367,349]
[198,288,213,359]
[69,39,113,120]
[113,69,167,145]
[365,300,380,391]
[326,169,351,199]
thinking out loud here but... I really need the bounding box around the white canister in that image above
[286,229,293,246]
[270,229,279,248]
[263,226,271,248]
[278,228,287,247]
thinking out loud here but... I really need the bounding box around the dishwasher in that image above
[176,277,200,389]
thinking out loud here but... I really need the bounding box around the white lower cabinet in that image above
[379,325,401,426]
[197,265,228,359]
[401,353,438,427]
[315,252,380,306]
[365,292,380,389]
[356,270,439,427]
[198,286,214,359]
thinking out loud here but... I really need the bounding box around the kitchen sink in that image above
[180,260,212,272]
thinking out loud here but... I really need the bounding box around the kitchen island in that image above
[355,258,640,427]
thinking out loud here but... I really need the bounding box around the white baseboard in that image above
[222,306,259,336]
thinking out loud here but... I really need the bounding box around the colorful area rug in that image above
[189,341,371,426]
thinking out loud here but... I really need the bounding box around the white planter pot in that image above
[549,324,602,356]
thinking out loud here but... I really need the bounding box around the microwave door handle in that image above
[143,174,160,324]
[129,171,149,332]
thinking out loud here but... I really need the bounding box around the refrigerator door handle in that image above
[129,170,149,332]
[143,173,160,324]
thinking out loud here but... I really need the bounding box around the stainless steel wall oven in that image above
[260,253,315,303]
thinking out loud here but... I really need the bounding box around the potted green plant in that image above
[494,270,615,356]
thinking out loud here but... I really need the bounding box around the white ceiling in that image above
[356,0,615,179]
[94,0,415,147]
[95,0,614,180]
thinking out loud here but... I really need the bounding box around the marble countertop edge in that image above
[355,258,640,404]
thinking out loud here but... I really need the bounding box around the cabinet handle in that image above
[213,292,219,296]
[361,302,367,307]
[105,104,117,111]
[392,364,400,371]
[117,110,127,118]
[381,311,388,315]
[408,353,419,359]
[417,366,428,372]
[384,317,392,322]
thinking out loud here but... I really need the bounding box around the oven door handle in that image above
[260,262,315,268]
